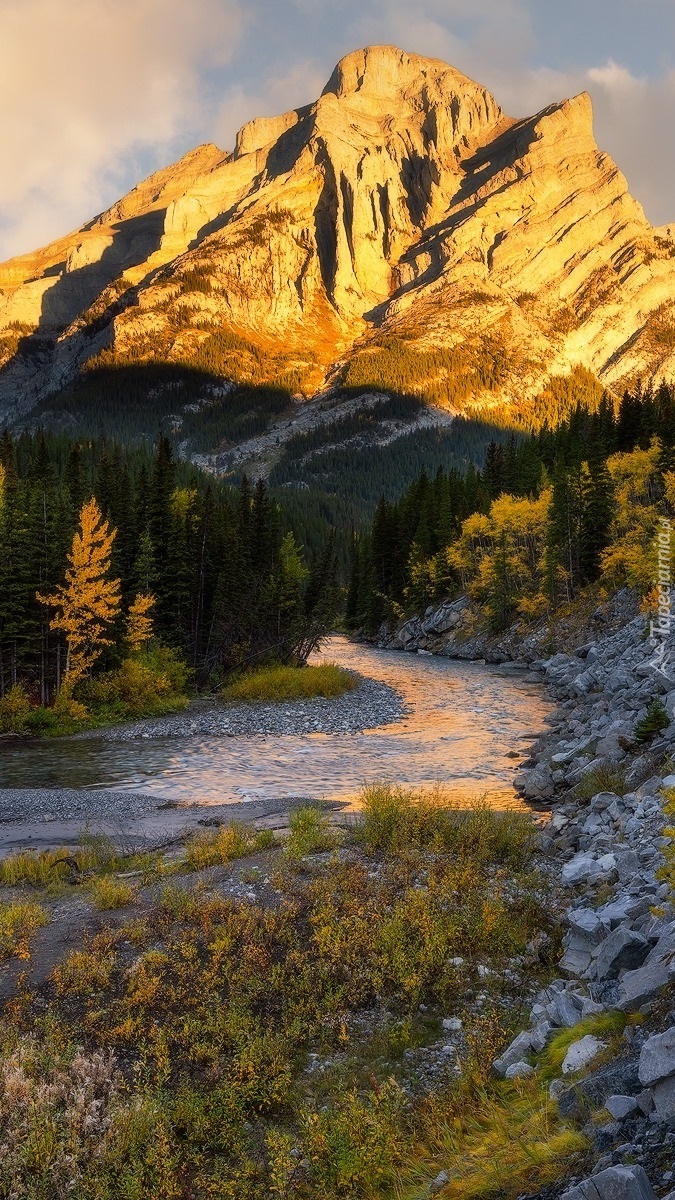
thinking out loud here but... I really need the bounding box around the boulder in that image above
[561,1165,657,1200]
[592,927,651,981]
[562,1034,607,1075]
[568,908,607,944]
[556,1056,641,1119]
[653,1074,675,1120]
[551,991,584,1027]
[617,948,675,1011]
[530,1021,552,1053]
[504,1060,534,1079]
[638,1026,675,1086]
[604,1094,638,1120]
[562,853,603,886]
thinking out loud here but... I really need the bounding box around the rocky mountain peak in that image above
[1,47,675,440]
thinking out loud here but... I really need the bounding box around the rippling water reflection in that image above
[0,639,552,808]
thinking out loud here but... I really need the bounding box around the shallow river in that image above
[0,639,552,810]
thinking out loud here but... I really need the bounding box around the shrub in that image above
[183,822,275,871]
[285,805,337,859]
[223,662,357,704]
[356,783,537,867]
[0,900,48,959]
[81,645,190,719]
[574,763,627,801]
[0,839,116,887]
[0,1038,125,1198]
[0,684,31,734]
[635,699,669,743]
[301,1079,406,1195]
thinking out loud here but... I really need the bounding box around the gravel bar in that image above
[75,677,408,742]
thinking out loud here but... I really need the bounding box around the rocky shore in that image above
[382,593,675,1199]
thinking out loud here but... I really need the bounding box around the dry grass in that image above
[403,1076,589,1200]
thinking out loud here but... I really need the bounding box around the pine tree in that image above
[38,498,121,688]
[580,455,615,581]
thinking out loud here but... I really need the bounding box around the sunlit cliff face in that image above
[2,45,675,434]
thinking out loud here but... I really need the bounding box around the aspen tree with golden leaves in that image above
[126,592,155,653]
[38,498,121,688]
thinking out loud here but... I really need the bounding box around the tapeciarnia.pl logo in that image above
[648,517,673,682]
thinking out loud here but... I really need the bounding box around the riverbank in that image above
[6,613,674,1197]
[74,671,407,741]
[381,590,675,1198]
[491,611,675,1200]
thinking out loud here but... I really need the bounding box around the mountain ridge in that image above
[2,44,675,459]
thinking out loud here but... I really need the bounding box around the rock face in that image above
[2,45,675,435]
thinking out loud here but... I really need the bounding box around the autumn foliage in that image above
[38,498,121,687]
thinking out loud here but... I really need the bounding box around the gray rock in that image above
[568,907,608,944]
[530,1021,552,1053]
[504,1060,534,1079]
[638,1026,675,1086]
[556,1057,641,1119]
[561,1165,657,1200]
[562,852,604,886]
[592,927,651,981]
[553,990,585,1026]
[653,1074,675,1120]
[492,1030,533,1077]
[604,1094,638,1120]
[428,1169,450,1194]
[562,1034,607,1075]
[618,942,675,1011]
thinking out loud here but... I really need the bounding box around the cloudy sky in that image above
[1,0,674,260]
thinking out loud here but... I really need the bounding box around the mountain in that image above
[2,44,675,482]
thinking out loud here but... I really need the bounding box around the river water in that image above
[0,639,552,811]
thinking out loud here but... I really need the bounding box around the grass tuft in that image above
[574,764,627,801]
[403,1076,589,1200]
[538,1012,628,1079]
[223,662,358,704]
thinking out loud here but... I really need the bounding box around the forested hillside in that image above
[349,384,675,632]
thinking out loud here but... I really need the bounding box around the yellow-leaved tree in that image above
[126,593,155,654]
[38,498,121,690]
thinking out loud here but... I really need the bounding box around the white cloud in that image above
[214,60,328,150]
[0,0,246,259]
